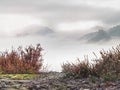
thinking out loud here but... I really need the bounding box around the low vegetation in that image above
[62,59,92,78]
[62,45,120,81]
[0,44,43,74]
[0,74,38,80]
[0,42,119,83]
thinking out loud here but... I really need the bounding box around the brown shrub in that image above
[62,45,120,79]
[62,59,92,78]
[0,44,43,74]
[92,45,120,78]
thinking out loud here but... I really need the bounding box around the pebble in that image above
[0,72,119,90]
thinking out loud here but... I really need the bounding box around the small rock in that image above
[82,81,89,84]
[104,82,115,86]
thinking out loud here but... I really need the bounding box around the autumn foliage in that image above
[0,44,43,74]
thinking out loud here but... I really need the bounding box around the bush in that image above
[102,74,117,82]
[62,45,120,80]
[0,44,43,74]
[62,59,92,78]
[93,45,120,78]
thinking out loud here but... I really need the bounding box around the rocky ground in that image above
[0,72,120,90]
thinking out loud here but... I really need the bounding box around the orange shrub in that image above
[0,44,43,74]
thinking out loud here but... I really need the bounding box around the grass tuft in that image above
[62,45,120,81]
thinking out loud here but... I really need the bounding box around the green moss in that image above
[102,74,117,82]
[89,75,97,83]
[0,74,40,79]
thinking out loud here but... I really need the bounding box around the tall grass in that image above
[92,45,120,78]
[0,44,43,74]
[62,45,120,79]
[62,59,91,78]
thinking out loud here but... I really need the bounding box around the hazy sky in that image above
[0,0,120,35]
[0,0,120,71]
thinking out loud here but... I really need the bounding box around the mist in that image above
[0,0,120,71]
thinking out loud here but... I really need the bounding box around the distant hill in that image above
[81,29,111,42]
[81,24,120,42]
[35,27,54,35]
[16,25,54,37]
[108,25,120,37]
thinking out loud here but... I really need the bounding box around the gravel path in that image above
[0,72,120,90]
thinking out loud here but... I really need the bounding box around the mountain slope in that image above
[108,25,120,37]
[81,24,120,43]
[16,25,54,37]
[81,29,111,42]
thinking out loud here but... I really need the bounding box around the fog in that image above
[0,0,120,71]
[0,35,119,71]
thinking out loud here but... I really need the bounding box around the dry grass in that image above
[62,45,120,80]
[62,59,92,78]
[92,45,120,78]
